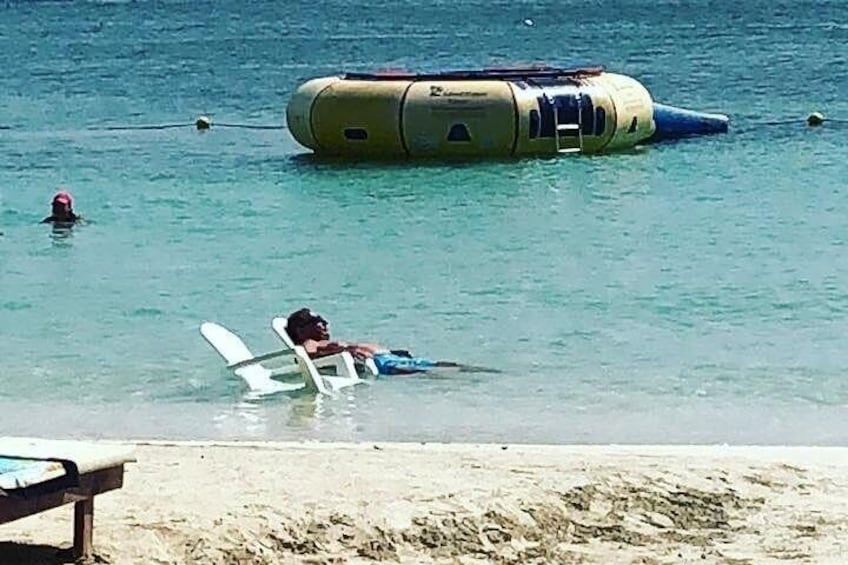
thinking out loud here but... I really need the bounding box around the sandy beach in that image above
[2,441,848,564]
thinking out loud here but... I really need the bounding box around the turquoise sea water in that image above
[2,0,848,444]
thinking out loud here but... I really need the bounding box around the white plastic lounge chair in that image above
[200,322,362,395]
[0,437,135,560]
[271,316,379,377]
[253,320,362,381]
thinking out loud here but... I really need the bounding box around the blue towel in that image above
[0,457,65,490]
[372,352,435,375]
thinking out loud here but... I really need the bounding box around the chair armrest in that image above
[227,349,291,370]
[315,353,378,378]
[313,351,358,379]
[363,358,379,376]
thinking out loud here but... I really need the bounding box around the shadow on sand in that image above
[0,542,107,564]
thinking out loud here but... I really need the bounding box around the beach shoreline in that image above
[3,440,848,564]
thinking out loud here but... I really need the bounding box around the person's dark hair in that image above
[286,308,323,345]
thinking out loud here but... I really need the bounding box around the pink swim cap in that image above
[52,191,73,206]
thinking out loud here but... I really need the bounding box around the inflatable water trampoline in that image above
[286,65,728,159]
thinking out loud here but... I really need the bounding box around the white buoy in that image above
[523,18,534,27]
[196,115,212,130]
[806,112,825,127]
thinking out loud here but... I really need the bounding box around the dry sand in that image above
[2,441,848,564]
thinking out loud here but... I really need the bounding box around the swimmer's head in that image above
[286,308,330,344]
[51,191,74,217]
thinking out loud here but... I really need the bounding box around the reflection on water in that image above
[213,385,366,439]
[49,225,74,246]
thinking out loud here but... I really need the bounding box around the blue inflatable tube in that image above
[650,102,729,142]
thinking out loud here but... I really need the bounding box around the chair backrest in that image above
[200,321,254,366]
[271,317,363,389]
[199,322,303,395]
[271,317,297,349]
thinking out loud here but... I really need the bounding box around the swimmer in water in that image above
[284,307,498,375]
[41,191,84,227]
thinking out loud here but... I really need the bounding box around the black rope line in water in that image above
[730,114,848,135]
[96,123,193,130]
[90,122,287,131]
[214,123,286,130]
[3,113,845,134]
[757,118,848,126]
[760,118,809,126]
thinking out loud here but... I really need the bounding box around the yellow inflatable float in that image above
[286,66,727,159]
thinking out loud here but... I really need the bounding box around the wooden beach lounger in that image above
[0,437,135,560]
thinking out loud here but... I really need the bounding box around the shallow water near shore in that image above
[2,0,848,444]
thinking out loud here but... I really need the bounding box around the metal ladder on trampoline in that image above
[552,92,584,154]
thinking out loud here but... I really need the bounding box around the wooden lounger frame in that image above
[0,463,127,559]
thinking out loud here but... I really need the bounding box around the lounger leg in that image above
[73,497,94,559]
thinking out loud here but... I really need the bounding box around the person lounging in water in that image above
[284,307,475,375]
[41,191,84,226]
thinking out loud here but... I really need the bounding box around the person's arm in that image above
[41,216,54,224]
[302,339,348,358]
[303,339,388,361]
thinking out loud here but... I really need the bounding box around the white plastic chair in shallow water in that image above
[199,322,363,396]
[270,316,379,377]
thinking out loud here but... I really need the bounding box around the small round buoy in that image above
[807,112,825,127]
[523,18,534,26]
[196,116,212,130]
